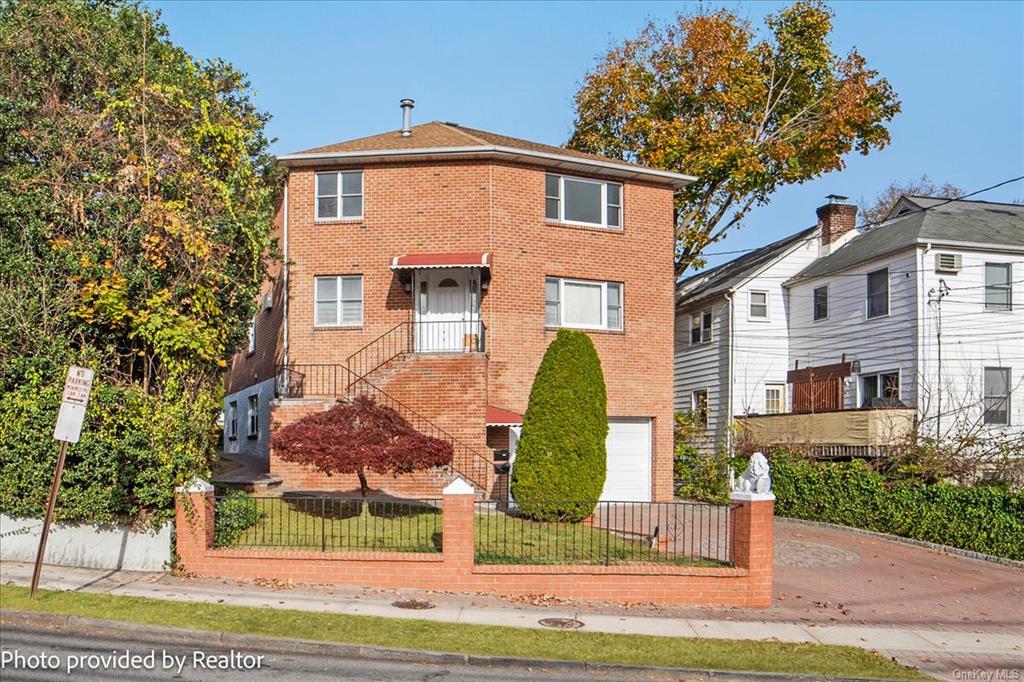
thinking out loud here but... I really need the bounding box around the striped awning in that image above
[390,252,490,270]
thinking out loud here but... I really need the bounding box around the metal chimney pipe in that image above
[400,99,415,136]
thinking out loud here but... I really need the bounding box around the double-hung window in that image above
[813,285,829,321]
[866,268,889,318]
[246,395,258,438]
[315,275,363,327]
[246,315,256,354]
[749,291,768,320]
[985,263,1012,311]
[227,401,238,440]
[315,171,363,220]
[544,277,622,330]
[983,367,1011,425]
[764,385,784,414]
[689,308,713,345]
[545,174,622,228]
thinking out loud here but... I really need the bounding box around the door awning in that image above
[391,252,491,270]
[486,405,522,426]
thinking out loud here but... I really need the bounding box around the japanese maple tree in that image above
[272,396,454,498]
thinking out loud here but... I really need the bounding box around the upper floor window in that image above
[985,263,1012,311]
[316,171,363,220]
[247,395,259,438]
[765,384,785,414]
[689,307,712,345]
[246,315,256,354]
[545,277,622,330]
[315,275,363,327]
[748,290,768,320]
[545,174,621,228]
[983,367,1011,425]
[866,268,889,318]
[813,285,829,321]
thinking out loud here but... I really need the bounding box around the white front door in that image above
[416,269,469,352]
[600,417,652,502]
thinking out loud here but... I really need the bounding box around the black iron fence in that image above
[212,494,443,553]
[474,500,732,566]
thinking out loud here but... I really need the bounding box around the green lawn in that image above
[0,586,925,679]
[219,496,716,566]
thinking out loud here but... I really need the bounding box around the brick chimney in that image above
[817,194,857,253]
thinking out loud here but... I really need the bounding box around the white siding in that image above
[788,249,921,410]
[915,247,1024,440]
[674,297,729,447]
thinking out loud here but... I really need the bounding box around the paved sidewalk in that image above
[2,560,1022,681]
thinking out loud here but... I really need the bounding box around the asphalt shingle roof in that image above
[790,197,1024,282]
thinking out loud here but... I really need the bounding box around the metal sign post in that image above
[30,366,93,599]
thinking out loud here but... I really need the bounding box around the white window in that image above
[749,290,768,320]
[983,367,1011,425]
[813,285,829,321]
[227,401,238,440]
[866,268,889,318]
[246,315,256,354]
[691,389,709,427]
[544,277,622,330]
[315,275,363,327]
[545,174,622,228]
[247,395,258,438]
[861,370,900,407]
[985,263,1012,311]
[765,385,785,414]
[689,307,712,345]
[315,171,363,220]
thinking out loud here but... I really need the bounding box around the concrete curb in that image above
[0,609,906,682]
[777,517,1024,569]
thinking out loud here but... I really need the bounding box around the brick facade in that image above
[228,146,677,501]
[175,486,774,608]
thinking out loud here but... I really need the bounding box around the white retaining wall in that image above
[0,515,172,571]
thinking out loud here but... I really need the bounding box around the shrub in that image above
[214,491,261,546]
[672,412,746,503]
[770,451,1024,561]
[511,330,608,522]
[273,396,453,498]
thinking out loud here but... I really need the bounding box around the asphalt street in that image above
[0,627,681,682]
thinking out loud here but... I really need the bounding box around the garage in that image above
[599,417,652,502]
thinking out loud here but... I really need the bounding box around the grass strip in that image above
[0,586,924,679]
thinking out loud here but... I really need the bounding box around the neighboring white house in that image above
[675,195,1024,453]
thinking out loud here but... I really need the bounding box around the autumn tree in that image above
[272,396,454,499]
[568,1,900,273]
[857,176,962,227]
[0,0,279,525]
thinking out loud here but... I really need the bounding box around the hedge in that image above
[510,329,608,522]
[770,454,1024,561]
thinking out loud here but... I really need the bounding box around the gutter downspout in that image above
[920,242,932,439]
[724,291,735,455]
[282,178,290,375]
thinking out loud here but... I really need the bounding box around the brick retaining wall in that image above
[174,482,773,607]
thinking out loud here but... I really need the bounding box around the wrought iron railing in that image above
[274,363,495,494]
[213,494,443,552]
[473,500,732,566]
[345,320,485,386]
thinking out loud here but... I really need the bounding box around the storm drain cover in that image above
[392,599,434,610]
[538,618,584,630]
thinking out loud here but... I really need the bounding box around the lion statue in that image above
[734,452,772,494]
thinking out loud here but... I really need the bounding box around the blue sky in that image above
[151,1,1023,270]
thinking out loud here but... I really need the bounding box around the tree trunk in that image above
[356,468,368,498]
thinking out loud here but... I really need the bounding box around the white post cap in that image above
[730,490,775,502]
[176,478,214,494]
[442,478,475,495]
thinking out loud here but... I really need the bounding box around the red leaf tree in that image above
[272,396,454,498]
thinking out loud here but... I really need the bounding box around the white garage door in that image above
[600,417,652,502]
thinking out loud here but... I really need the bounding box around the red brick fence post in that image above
[441,478,476,572]
[729,490,775,608]
[174,479,214,569]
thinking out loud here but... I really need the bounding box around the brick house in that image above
[224,101,693,501]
